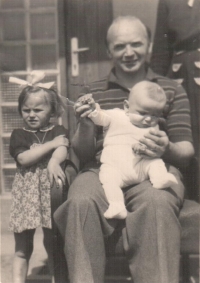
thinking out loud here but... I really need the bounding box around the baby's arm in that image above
[88,104,111,128]
[77,94,111,127]
[17,135,69,167]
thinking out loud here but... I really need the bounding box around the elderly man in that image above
[54,16,194,283]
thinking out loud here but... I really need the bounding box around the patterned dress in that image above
[9,124,68,233]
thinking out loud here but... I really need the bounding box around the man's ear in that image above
[124,100,129,113]
[50,110,56,118]
[148,42,153,55]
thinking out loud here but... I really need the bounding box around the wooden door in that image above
[64,0,113,140]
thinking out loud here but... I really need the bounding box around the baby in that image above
[81,81,177,219]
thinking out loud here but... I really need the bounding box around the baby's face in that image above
[125,93,165,128]
[128,111,159,128]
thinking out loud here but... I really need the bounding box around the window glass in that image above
[3,169,16,193]
[31,45,57,69]
[1,75,27,102]
[3,138,14,164]
[30,0,55,8]
[1,0,24,9]
[2,107,24,133]
[2,13,25,41]
[1,46,26,71]
[30,13,56,40]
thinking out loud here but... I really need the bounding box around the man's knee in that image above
[127,183,180,214]
[147,188,181,218]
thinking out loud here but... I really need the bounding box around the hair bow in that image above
[9,71,55,89]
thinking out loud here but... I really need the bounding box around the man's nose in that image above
[124,45,134,56]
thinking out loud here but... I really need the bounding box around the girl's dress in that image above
[9,124,68,233]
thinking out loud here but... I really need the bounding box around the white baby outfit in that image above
[89,106,177,218]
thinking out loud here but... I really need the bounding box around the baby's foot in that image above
[152,173,178,189]
[104,201,128,219]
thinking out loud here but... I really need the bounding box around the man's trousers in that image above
[54,166,184,283]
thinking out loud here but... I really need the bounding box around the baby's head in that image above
[18,86,64,130]
[124,81,166,128]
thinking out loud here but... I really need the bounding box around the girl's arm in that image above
[47,145,68,186]
[17,135,68,167]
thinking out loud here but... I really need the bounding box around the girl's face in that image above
[21,91,52,130]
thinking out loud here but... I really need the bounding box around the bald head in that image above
[106,16,151,48]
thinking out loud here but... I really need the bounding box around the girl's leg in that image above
[13,229,35,283]
[43,227,54,276]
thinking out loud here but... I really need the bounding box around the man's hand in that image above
[74,94,96,118]
[47,157,66,187]
[138,127,169,158]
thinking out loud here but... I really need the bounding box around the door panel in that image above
[64,0,113,163]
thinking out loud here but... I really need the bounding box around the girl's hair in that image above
[18,86,66,117]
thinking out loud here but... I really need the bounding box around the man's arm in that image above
[139,128,194,169]
[163,140,194,168]
[72,117,96,165]
[72,95,106,166]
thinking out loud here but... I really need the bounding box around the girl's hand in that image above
[138,128,169,158]
[47,157,66,186]
[51,135,69,149]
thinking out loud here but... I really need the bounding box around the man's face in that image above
[107,19,150,75]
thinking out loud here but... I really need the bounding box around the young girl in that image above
[9,72,69,283]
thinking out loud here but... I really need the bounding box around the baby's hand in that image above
[133,143,147,155]
[52,135,69,149]
[74,93,96,118]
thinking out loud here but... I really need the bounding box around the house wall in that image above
[112,0,159,38]
[0,0,159,194]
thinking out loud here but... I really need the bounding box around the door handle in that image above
[71,37,89,77]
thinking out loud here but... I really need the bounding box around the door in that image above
[63,0,113,144]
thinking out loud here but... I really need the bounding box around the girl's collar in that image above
[23,124,55,133]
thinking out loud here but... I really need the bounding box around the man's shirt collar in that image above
[106,67,163,90]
